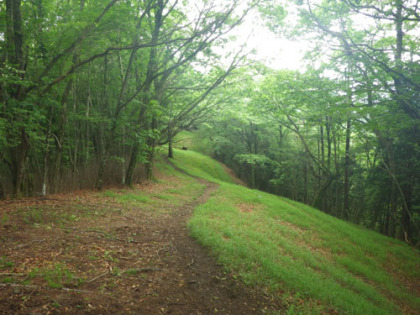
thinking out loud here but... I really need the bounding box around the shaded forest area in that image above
[1,0,420,246]
[0,0,247,196]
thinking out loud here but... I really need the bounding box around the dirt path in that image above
[135,178,278,314]
[0,168,281,314]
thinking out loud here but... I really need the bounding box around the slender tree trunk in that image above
[303,156,308,204]
[146,148,155,180]
[41,112,54,196]
[326,117,332,169]
[9,130,30,197]
[6,0,29,197]
[332,128,340,217]
[320,124,328,211]
[312,175,334,210]
[388,182,397,238]
[401,182,412,241]
[369,201,381,231]
[320,124,325,164]
[168,126,174,159]
[343,118,351,220]
[146,117,158,180]
[85,88,91,165]
[125,145,138,187]
[250,164,256,189]
[96,54,109,190]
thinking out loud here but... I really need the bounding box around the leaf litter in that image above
[0,169,283,314]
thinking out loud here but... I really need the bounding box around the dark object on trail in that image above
[182,146,188,150]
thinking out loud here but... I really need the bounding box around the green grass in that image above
[97,154,207,215]
[170,149,420,314]
[0,256,14,270]
[29,263,83,289]
[15,206,84,228]
[170,149,234,184]
[101,190,151,204]
[173,130,213,155]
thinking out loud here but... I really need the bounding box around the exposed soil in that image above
[0,165,283,314]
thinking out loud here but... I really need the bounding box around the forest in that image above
[1,0,419,247]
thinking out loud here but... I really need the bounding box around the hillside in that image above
[171,149,420,314]
[0,148,419,314]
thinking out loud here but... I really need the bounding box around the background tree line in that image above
[197,0,420,246]
[0,0,250,197]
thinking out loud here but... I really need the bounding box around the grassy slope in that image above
[170,148,420,315]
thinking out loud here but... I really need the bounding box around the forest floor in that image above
[0,163,282,314]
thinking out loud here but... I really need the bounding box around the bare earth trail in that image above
[0,165,281,314]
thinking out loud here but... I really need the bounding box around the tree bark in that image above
[168,126,174,159]
[5,0,30,197]
[9,129,30,197]
[343,118,351,220]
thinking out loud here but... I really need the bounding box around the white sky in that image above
[234,23,306,71]
[184,0,307,72]
[226,4,307,71]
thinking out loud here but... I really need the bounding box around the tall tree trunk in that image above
[343,118,351,220]
[125,0,163,186]
[388,182,397,238]
[96,53,109,190]
[168,126,174,159]
[320,124,325,164]
[9,130,30,197]
[326,116,332,169]
[312,175,335,210]
[303,156,308,204]
[146,117,158,180]
[401,181,412,242]
[5,0,24,78]
[125,145,138,187]
[5,0,29,197]
[250,164,256,189]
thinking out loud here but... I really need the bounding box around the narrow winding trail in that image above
[133,161,281,314]
[0,164,281,314]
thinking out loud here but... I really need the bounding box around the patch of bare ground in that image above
[0,169,283,314]
[237,203,263,214]
[219,163,247,187]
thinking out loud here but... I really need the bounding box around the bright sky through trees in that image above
[230,5,307,70]
[234,20,306,70]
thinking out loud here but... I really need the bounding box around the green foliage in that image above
[101,190,151,204]
[0,214,10,226]
[195,41,420,243]
[2,277,14,284]
[0,0,249,196]
[258,1,287,33]
[30,264,82,289]
[173,131,213,156]
[21,207,44,225]
[0,256,14,271]
[234,154,275,167]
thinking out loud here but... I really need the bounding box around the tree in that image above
[0,0,254,196]
[295,0,420,244]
